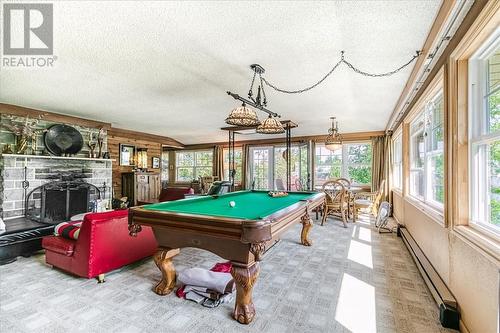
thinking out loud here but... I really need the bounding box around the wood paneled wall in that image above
[107,128,183,198]
[0,104,184,199]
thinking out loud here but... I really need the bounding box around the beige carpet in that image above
[0,214,455,333]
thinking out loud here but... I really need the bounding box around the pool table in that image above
[128,190,325,324]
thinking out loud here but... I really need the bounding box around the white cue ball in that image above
[229,201,236,207]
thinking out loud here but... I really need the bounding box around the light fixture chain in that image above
[259,73,267,107]
[262,60,342,94]
[248,70,257,98]
[342,53,420,77]
[262,51,420,94]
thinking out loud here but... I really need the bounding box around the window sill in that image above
[392,188,403,196]
[405,195,445,226]
[452,225,500,263]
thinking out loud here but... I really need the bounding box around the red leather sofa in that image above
[158,187,192,202]
[42,210,157,281]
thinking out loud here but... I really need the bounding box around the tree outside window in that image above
[409,91,444,207]
[223,148,243,184]
[470,42,500,231]
[314,143,372,186]
[176,150,213,182]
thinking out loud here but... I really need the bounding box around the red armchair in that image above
[42,210,157,282]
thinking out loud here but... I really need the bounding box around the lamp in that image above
[226,64,282,133]
[136,148,148,169]
[256,115,285,134]
[225,103,261,126]
[325,117,343,151]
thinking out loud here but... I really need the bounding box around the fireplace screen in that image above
[25,180,101,224]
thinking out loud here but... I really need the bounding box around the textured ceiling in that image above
[0,1,442,144]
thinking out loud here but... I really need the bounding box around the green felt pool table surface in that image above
[142,190,316,220]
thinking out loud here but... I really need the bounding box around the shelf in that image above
[0,154,115,162]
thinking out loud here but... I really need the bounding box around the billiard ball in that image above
[229,201,236,207]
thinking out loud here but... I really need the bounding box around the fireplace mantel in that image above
[1,154,116,162]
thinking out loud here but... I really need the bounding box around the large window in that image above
[175,150,213,182]
[248,145,309,190]
[161,150,169,182]
[409,90,444,208]
[314,143,372,186]
[469,33,500,233]
[223,147,243,184]
[392,132,403,190]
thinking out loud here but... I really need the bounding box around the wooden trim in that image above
[107,127,184,148]
[389,0,490,132]
[184,131,384,150]
[450,0,500,60]
[402,122,410,197]
[386,0,456,130]
[0,103,112,129]
[405,67,444,123]
[447,0,499,233]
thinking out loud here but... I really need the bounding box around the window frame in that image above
[314,141,372,187]
[223,147,243,185]
[407,85,445,212]
[468,28,500,236]
[392,130,403,191]
[175,149,214,182]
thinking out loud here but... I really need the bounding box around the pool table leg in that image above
[300,213,313,246]
[153,247,180,296]
[231,262,260,324]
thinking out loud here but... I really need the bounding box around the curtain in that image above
[213,145,224,181]
[371,135,386,196]
[383,134,393,205]
[371,134,392,203]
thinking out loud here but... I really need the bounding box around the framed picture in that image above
[119,144,135,166]
[152,156,160,169]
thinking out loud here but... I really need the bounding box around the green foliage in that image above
[348,166,371,184]
[491,199,500,226]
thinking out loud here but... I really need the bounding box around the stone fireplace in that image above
[0,155,112,222]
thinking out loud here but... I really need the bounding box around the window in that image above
[409,90,444,208]
[175,150,213,182]
[250,147,271,189]
[223,147,243,184]
[392,133,403,190]
[248,145,309,190]
[314,143,372,186]
[161,150,169,182]
[469,33,500,233]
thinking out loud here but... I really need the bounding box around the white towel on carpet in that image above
[178,268,234,294]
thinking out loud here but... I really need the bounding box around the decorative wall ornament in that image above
[44,124,84,156]
[119,144,135,166]
[0,114,46,154]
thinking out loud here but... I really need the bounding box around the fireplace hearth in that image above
[26,178,102,224]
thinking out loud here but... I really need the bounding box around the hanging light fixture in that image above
[225,103,260,126]
[226,64,282,133]
[256,115,285,134]
[325,117,343,151]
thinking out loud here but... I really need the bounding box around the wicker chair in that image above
[335,178,353,218]
[321,180,348,228]
[294,178,304,191]
[353,179,386,222]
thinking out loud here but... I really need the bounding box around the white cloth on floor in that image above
[184,290,233,308]
[178,268,234,294]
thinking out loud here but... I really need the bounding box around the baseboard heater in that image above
[398,226,460,330]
